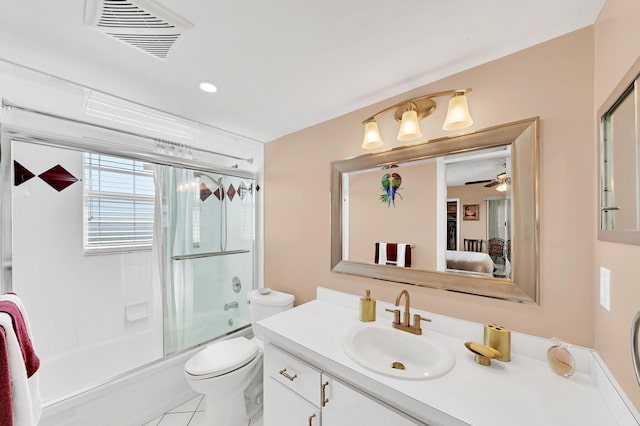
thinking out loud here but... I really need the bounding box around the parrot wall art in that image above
[380,172,402,207]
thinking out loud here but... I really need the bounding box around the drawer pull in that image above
[278,368,298,381]
[308,413,316,425]
[321,381,329,407]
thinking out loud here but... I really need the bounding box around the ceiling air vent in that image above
[84,0,192,60]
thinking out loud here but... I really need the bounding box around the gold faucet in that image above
[385,289,431,335]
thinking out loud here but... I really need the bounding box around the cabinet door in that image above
[321,375,424,426]
[264,375,320,426]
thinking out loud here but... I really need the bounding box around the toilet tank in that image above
[248,289,294,339]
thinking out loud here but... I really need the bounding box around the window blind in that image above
[84,153,155,251]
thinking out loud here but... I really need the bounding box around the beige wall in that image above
[265,26,595,350]
[593,0,640,409]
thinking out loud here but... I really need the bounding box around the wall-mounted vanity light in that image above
[362,89,473,149]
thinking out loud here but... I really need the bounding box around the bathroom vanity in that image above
[257,288,640,426]
[264,343,420,425]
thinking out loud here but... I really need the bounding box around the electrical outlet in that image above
[600,267,611,311]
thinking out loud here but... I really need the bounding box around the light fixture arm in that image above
[362,88,472,124]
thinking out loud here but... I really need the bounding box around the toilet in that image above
[184,288,294,426]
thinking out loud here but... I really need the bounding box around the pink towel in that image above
[0,327,12,426]
[0,302,39,378]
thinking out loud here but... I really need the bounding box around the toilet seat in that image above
[185,337,259,379]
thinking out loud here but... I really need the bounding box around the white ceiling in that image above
[445,149,511,187]
[0,0,604,143]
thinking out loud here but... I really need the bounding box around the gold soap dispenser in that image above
[359,289,376,322]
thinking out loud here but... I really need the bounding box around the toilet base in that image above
[185,352,263,426]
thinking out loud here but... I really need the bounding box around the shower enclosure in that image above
[2,137,256,402]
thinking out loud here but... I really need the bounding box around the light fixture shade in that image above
[496,181,508,192]
[362,120,384,149]
[397,109,423,141]
[443,93,473,131]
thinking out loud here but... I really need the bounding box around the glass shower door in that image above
[160,167,255,355]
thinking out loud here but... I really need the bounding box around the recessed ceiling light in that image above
[199,81,218,93]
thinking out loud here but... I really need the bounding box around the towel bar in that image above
[632,310,640,386]
[172,249,250,261]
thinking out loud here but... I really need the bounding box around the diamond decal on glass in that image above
[200,183,212,201]
[214,188,224,201]
[238,181,248,200]
[14,161,35,186]
[226,184,236,201]
[38,164,78,192]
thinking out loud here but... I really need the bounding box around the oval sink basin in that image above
[342,323,455,380]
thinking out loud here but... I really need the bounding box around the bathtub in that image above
[39,326,252,426]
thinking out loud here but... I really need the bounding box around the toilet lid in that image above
[248,289,295,307]
[185,337,259,377]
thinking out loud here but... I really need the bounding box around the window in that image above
[84,153,155,252]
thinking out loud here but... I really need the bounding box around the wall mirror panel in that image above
[331,118,539,303]
[599,57,640,244]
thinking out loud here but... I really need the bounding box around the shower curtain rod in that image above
[1,100,254,164]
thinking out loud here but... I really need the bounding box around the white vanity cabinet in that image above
[263,343,424,426]
[321,374,424,426]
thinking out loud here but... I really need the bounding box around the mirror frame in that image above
[331,118,540,303]
[597,56,640,245]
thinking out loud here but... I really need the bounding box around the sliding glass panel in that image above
[160,168,255,355]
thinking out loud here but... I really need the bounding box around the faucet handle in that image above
[414,314,432,323]
[412,314,431,333]
[385,308,401,324]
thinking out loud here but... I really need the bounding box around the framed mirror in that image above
[598,57,640,245]
[331,118,539,303]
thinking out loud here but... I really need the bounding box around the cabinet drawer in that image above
[264,377,320,426]
[264,344,321,407]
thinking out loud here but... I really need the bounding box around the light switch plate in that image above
[600,267,611,311]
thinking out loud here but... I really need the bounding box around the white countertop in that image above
[256,288,640,426]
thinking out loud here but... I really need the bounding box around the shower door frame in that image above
[0,113,261,401]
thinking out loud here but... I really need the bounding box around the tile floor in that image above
[142,395,263,426]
